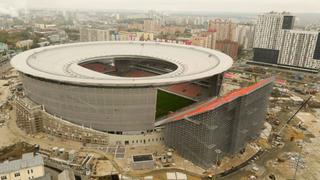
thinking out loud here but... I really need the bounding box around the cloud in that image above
[0,0,27,17]
[0,0,319,13]
[0,6,18,17]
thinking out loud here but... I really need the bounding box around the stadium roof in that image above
[11,41,233,87]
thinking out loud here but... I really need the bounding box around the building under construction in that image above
[10,41,275,171]
[15,97,43,134]
[159,78,274,169]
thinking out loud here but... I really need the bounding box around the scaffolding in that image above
[164,80,273,169]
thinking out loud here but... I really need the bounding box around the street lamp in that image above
[214,149,222,180]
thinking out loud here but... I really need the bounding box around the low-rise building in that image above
[80,28,111,42]
[16,40,33,49]
[0,42,8,54]
[116,31,154,41]
[128,23,144,31]
[191,30,216,49]
[160,26,186,34]
[0,153,45,180]
[58,170,75,180]
[131,154,154,170]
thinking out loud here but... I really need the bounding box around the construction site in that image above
[0,43,320,179]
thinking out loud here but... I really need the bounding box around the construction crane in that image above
[277,95,312,136]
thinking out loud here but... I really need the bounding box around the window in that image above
[14,172,20,177]
[31,169,33,173]
[1,176,7,180]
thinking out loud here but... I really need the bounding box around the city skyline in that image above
[1,2,320,179]
[0,0,320,17]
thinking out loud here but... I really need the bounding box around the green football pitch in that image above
[156,90,195,119]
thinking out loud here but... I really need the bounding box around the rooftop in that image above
[11,41,233,87]
[0,153,44,174]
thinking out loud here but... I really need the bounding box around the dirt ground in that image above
[260,111,320,180]
[0,80,9,102]
[294,111,320,179]
[0,124,19,148]
[0,142,35,162]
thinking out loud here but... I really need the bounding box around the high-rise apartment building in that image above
[209,19,239,60]
[277,30,320,69]
[236,25,255,50]
[208,19,237,41]
[80,27,111,42]
[216,40,239,60]
[253,12,294,50]
[253,12,320,70]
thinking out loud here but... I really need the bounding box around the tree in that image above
[237,45,244,56]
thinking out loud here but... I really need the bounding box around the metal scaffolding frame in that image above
[164,81,273,169]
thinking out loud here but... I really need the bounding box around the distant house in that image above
[16,40,33,49]
[0,42,8,53]
[37,41,50,47]
[48,31,68,43]
[0,153,45,180]
[58,170,75,180]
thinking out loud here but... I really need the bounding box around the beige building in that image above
[118,31,154,41]
[80,28,111,42]
[191,31,216,49]
[0,153,45,180]
[58,170,75,180]
[128,23,144,31]
[136,32,154,41]
[16,40,33,49]
[143,19,160,32]
[161,26,186,34]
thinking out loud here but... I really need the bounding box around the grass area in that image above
[156,90,195,119]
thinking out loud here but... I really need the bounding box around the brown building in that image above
[208,19,237,41]
[216,40,239,60]
[143,19,160,32]
[209,19,239,60]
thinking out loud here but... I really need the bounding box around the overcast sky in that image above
[1,0,320,16]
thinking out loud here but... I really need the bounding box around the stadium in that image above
[11,41,273,169]
[11,41,232,133]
